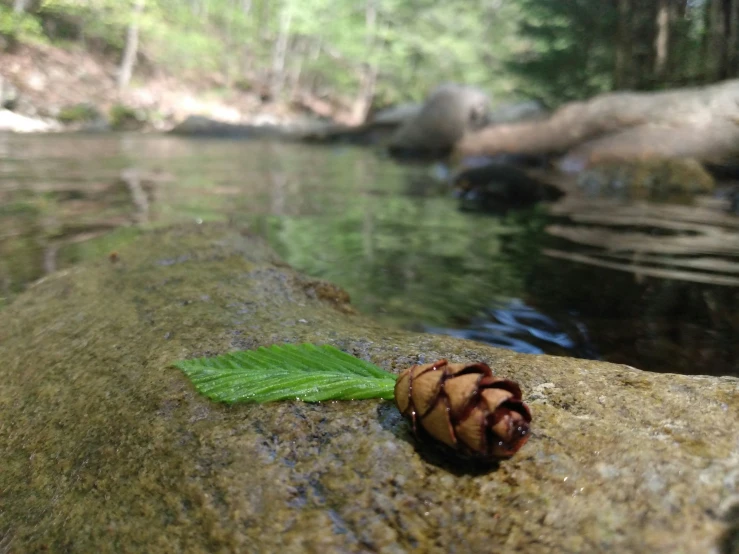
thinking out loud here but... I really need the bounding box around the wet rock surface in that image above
[0,224,737,553]
[573,158,716,201]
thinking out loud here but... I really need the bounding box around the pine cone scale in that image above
[411,366,445,416]
[421,395,457,447]
[443,372,483,419]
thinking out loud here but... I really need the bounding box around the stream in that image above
[1,132,737,377]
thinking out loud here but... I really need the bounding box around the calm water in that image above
[1,132,738,377]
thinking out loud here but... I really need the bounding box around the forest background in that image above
[2,0,738,125]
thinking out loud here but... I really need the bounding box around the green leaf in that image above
[174,343,397,403]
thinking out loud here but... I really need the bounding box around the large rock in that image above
[452,162,564,212]
[170,115,326,139]
[0,74,19,110]
[0,108,59,132]
[456,80,739,166]
[170,114,282,137]
[389,84,491,157]
[574,158,716,201]
[487,99,548,125]
[0,224,737,553]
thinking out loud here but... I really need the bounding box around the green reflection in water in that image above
[0,133,544,327]
[1,132,737,377]
[258,199,547,328]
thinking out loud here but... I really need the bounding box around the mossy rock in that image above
[578,158,715,201]
[0,223,737,553]
[109,104,148,131]
[57,102,103,124]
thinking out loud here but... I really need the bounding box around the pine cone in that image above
[394,359,531,460]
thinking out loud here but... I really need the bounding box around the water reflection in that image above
[547,196,739,286]
[0,132,737,377]
[426,298,598,358]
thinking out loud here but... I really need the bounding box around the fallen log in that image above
[455,80,739,167]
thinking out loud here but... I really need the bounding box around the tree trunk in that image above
[239,0,254,79]
[349,0,380,125]
[287,39,305,100]
[270,3,293,98]
[654,0,670,78]
[350,67,379,125]
[118,0,145,91]
[614,0,633,88]
[13,0,31,14]
[731,0,739,75]
[722,0,738,77]
[307,40,323,96]
[256,0,272,88]
[222,0,236,87]
[705,0,726,80]
[190,0,206,18]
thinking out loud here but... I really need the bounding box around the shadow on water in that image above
[0,132,737,377]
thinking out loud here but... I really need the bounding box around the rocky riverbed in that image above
[0,223,737,553]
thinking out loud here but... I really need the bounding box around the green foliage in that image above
[56,226,142,266]
[7,0,525,104]
[57,102,101,123]
[507,0,729,105]
[109,104,147,130]
[174,343,397,403]
[246,153,543,328]
[0,5,45,42]
[39,0,130,47]
[7,0,734,111]
[506,0,618,105]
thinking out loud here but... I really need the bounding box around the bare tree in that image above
[13,0,31,14]
[614,0,632,88]
[654,0,670,77]
[349,0,380,125]
[118,0,146,90]
[270,2,293,98]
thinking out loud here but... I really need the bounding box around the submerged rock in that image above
[0,224,737,553]
[574,158,715,201]
[453,162,563,212]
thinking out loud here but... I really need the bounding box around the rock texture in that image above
[456,79,739,166]
[0,108,59,132]
[573,158,716,200]
[0,224,737,554]
[170,115,292,138]
[388,84,491,157]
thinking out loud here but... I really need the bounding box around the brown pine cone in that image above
[394,359,531,461]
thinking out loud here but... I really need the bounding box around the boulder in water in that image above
[389,84,491,158]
